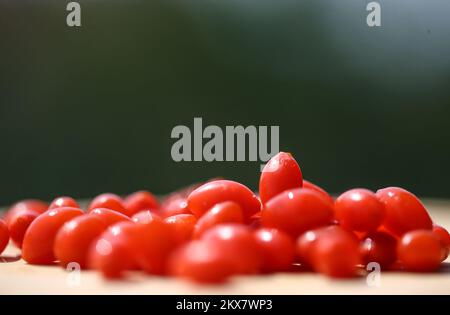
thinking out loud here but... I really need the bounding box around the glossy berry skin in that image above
[22,207,84,264]
[335,189,385,233]
[187,180,261,220]
[49,197,80,210]
[303,180,334,205]
[254,228,295,272]
[376,187,432,237]
[360,231,397,268]
[193,201,244,239]
[298,226,360,278]
[262,188,334,238]
[131,210,162,224]
[160,197,192,218]
[4,200,48,225]
[296,226,356,267]
[398,230,442,272]
[89,208,131,226]
[202,224,261,274]
[168,240,235,283]
[88,221,137,278]
[54,215,109,268]
[123,191,159,216]
[432,224,450,261]
[6,209,40,248]
[88,193,127,215]
[129,220,177,275]
[312,229,361,278]
[259,152,303,205]
[164,214,197,245]
[0,219,9,254]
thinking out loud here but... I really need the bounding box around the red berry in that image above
[202,224,261,274]
[254,228,295,272]
[376,187,432,236]
[164,214,197,245]
[22,207,84,264]
[0,219,9,254]
[4,199,48,224]
[360,231,397,268]
[168,240,235,283]
[259,152,303,205]
[54,214,109,268]
[187,180,261,220]
[397,230,442,272]
[88,221,137,278]
[193,201,244,239]
[129,220,177,275]
[335,188,385,232]
[123,191,159,216]
[160,197,191,218]
[131,210,162,224]
[262,188,333,238]
[297,226,360,278]
[432,224,450,261]
[6,209,40,248]
[49,196,80,210]
[302,180,334,205]
[89,208,131,226]
[88,193,127,215]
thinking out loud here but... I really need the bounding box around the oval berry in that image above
[4,199,48,225]
[398,230,442,272]
[187,180,261,220]
[376,187,432,236]
[202,224,261,274]
[262,188,333,238]
[193,201,244,239]
[303,180,334,205]
[432,224,450,261]
[131,210,162,224]
[54,214,109,268]
[254,228,295,272]
[164,214,197,245]
[22,207,84,264]
[360,231,397,268]
[88,193,127,215]
[6,209,40,248]
[335,188,385,233]
[89,208,131,226]
[160,197,191,218]
[88,221,137,278]
[259,152,303,205]
[168,240,235,283]
[49,196,80,210]
[0,219,9,254]
[124,191,159,216]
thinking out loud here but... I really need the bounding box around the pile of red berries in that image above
[0,152,449,282]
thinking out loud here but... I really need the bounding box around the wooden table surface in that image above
[1,199,449,295]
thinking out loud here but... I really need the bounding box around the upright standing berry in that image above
[259,152,303,205]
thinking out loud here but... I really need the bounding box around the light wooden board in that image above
[1,199,449,295]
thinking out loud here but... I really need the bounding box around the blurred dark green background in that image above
[1,0,450,205]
